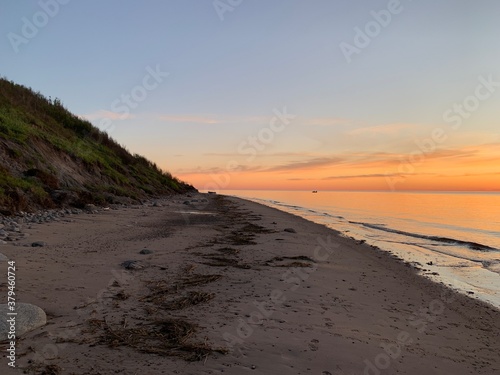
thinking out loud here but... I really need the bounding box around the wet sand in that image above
[0,193,499,374]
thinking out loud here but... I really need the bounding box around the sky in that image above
[1,0,500,191]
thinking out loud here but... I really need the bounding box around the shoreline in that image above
[224,191,500,310]
[0,193,499,374]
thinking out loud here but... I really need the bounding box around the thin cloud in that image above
[323,173,400,180]
[348,123,419,136]
[442,171,500,177]
[322,173,437,180]
[158,114,269,125]
[158,114,223,124]
[176,165,260,175]
[80,110,134,121]
[303,117,352,127]
[265,157,346,172]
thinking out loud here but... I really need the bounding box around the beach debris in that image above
[225,231,256,246]
[216,247,239,255]
[121,260,146,270]
[144,282,204,307]
[84,317,227,361]
[0,303,47,342]
[113,290,130,301]
[142,274,222,303]
[180,273,223,287]
[202,256,239,267]
[201,255,251,269]
[31,241,47,247]
[284,228,297,233]
[139,249,154,255]
[241,223,274,234]
[24,364,62,375]
[163,291,215,310]
[265,255,315,268]
[427,261,434,265]
[183,264,197,273]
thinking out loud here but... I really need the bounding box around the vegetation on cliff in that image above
[0,77,194,212]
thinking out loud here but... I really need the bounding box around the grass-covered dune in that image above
[0,77,194,213]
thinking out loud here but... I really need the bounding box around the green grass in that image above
[0,77,194,211]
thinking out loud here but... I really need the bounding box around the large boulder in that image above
[0,303,47,342]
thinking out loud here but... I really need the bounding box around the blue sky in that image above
[1,0,500,190]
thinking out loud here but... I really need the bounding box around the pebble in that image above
[121,260,146,270]
[0,199,160,245]
[284,228,297,233]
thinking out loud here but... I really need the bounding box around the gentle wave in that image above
[349,221,498,252]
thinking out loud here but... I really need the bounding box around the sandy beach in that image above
[1,193,499,375]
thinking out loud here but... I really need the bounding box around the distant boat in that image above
[312,190,318,193]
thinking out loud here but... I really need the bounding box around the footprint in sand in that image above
[309,338,319,351]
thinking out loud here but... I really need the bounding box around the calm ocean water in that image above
[222,190,500,309]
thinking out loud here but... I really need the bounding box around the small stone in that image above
[121,260,145,270]
[284,228,296,233]
[32,241,47,247]
[0,303,47,342]
[139,249,154,255]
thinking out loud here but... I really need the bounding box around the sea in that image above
[221,190,500,310]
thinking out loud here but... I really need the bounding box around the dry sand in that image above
[0,193,499,375]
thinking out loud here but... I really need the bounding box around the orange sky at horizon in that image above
[176,142,500,192]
